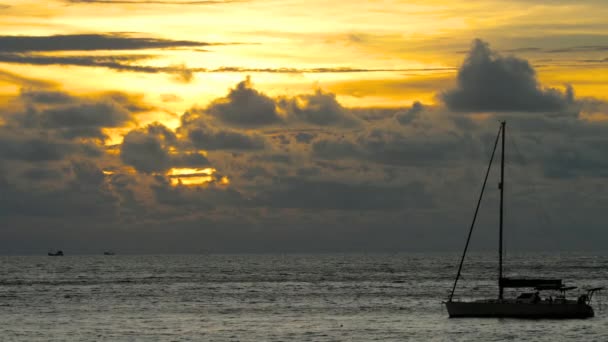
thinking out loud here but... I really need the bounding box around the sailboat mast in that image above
[499,121,505,300]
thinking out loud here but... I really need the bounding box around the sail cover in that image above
[500,277,563,289]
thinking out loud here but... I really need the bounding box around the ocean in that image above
[0,253,606,341]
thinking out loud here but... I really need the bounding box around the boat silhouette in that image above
[445,121,603,318]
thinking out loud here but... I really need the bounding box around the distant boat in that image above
[445,121,602,319]
[48,250,64,256]
[103,251,115,256]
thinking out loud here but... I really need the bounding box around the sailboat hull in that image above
[446,301,594,319]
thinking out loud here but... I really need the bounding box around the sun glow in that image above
[167,167,228,186]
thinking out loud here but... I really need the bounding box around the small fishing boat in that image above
[48,250,64,256]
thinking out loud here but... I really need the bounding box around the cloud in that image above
[2,52,608,253]
[120,122,214,173]
[180,112,266,150]
[295,132,315,143]
[6,89,147,140]
[278,89,360,126]
[120,123,176,173]
[203,77,282,127]
[545,45,608,53]
[0,33,220,53]
[395,101,424,125]
[0,54,199,81]
[0,131,73,161]
[20,89,75,104]
[257,178,433,211]
[442,39,573,112]
[198,77,364,129]
[0,160,119,218]
[312,124,480,167]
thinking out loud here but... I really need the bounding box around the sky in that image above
[1,0,607,254]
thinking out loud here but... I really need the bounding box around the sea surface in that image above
[0,253,606,341]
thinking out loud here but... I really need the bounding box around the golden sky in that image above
[1,0,607,118]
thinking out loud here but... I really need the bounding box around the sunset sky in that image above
[1,0,607,253]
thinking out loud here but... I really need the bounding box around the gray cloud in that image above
[180,112,266,150]
[395,101,423,125]
[312,126,480,167]
[120,123,213,173]
[0,33,220,53]
[0,54,196,81]
[295,132,315,143]
[20,89,75,104]
[8,89,146,140]
[0,131,72,161]
[442,39,573,112]
[2,47,608,253]
[120,123,176,173]
[278,89,360,126]
[257,178,433,211]
[204,77,282,127]
[170,152,211,168]
[0,160,118,218]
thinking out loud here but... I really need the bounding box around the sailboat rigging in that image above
[445,121,602,318]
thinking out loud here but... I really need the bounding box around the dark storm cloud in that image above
[0,33,221,53]
[21,167,63,181]
[442,39,573,112]
[120,124,175,173]
[170,152,211,168]
[8,89,148,140]
[491,113,608,179]
[0,161,118,218]
[250,153,292,164]
[312,127,479,167]
[295,132,315,143]
[41,102,132,129]
[312,138,363,160]
[120,123,214,173]
[395,101,423,125]
[204,77,282,127]
[258,178,433,211]
[3,41,608,254]
[187,126,266,150]
[0,131,72,161]
[180,112,266,150]
[543,142,608,178]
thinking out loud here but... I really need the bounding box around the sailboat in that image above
[445,121,602,318]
